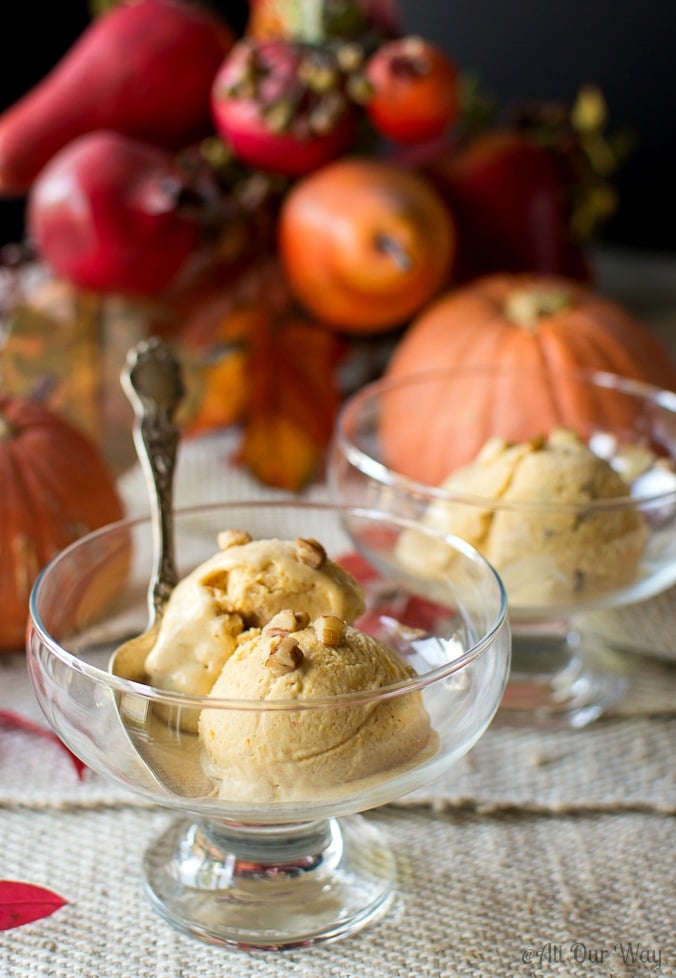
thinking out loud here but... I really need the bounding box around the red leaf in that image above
[338,552,457,635]
[0,880,68,930]
[337,551,380,584]
[0,710,87,780]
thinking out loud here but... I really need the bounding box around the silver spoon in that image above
[109,337,213,798]
[110,336,183,682]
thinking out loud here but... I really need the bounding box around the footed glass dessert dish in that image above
[330,367,676,728]
[27,500,510,950]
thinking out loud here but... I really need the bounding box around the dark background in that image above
[2,0,674,252]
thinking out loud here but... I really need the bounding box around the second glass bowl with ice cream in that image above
[27,499,510,950]
[330,365,676,728]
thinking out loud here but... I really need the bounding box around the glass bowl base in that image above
[496,625,628,729]
[143,814,396,950]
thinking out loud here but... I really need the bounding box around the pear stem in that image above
[375,233,413,272]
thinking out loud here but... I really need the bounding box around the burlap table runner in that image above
[1,805,673,978]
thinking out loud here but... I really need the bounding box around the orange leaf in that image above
[238,413,320,491]
[241,310,346,489]
[180,306,267,434]
[172,257,347,489]
[181,344,249,434]
[246,0,291,39]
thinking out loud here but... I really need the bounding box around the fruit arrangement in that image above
[1,0,672,492]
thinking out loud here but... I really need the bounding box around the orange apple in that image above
[277,156,456,333]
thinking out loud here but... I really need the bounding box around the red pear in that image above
[0,0,235,197]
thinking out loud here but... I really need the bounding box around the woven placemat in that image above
[1,805,673,977]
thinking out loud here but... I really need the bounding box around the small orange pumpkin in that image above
[383,273,676,481]
[0,394,125,652]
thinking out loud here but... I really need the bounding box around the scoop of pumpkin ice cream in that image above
[199,610,435,802]
[144,531,366,699]
[396,429,648,609]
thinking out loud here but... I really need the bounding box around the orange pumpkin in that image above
[382,273,676,481]
[0,394,125,651]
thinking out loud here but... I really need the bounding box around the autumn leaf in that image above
[337,550,380,583]
[0,880,68,931]
[176,259,289,431]
[180,308,254,434]
[246,0,299,39]
[239,309,346,489]
[177,260,347,491]
[238,415,319,490]
[0,710,87,780]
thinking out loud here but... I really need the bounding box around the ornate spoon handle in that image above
[121,336,185,622]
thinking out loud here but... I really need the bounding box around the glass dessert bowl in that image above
[330,366,676,729]
[27,499,510,951]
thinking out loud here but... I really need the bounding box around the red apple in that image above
[425,131,590,282]
[27,130,202,296]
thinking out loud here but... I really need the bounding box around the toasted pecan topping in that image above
[314,615,345,647]
[265,635,304,675]
[295,536,326,568]
[217,529,253,550]
[264,608,303,635]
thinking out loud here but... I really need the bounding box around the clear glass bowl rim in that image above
[333,364,676,514]
[28,499,509,712]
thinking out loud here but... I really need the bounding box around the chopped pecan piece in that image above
[263,608,307,635]
[295,536,326,568]
[314,615,345,647]
[217,529,253,550]
[265,635,304,675]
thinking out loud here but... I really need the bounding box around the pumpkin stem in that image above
[504,286,572,329]
[374,233,413,272]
